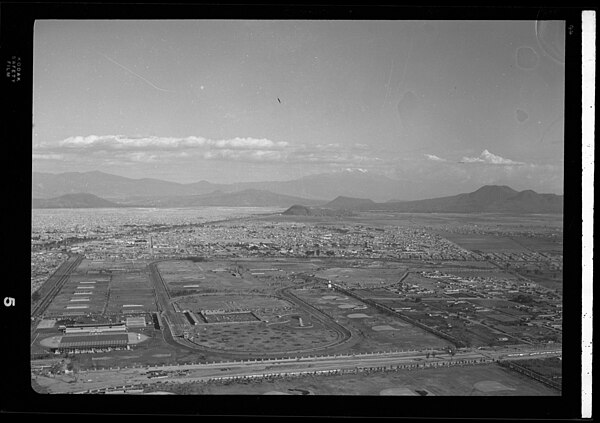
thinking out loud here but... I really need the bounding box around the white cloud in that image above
[424,154,447,162]
[126,152,159,163]
[201,149,286,162]
[55,135,289,151]
[36,134,396,168]
[314,143,342,151]
[32,153,64,160]
[460,149,525,165]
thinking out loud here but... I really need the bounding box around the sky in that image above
[33,20,565,194]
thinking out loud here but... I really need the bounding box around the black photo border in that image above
[0,1,586,419]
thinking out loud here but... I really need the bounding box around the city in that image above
[31,206,563,395]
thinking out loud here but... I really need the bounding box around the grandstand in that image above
[57,333,129,351]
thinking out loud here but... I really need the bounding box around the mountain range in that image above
[32,170,418,202]
[31,171,563,213]
[117,189,322,208]
[31,193,124,209]
[315,185,563,214]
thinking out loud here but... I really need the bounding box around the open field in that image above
[78,259,149,273]
[293,286,447,352]
[157,260,267,294]
[142,363,559,396]
[509,236,563,254]
[514,357,562,380]
[439,232,529,253]
[175,294,292,313]
[106,271,156,314]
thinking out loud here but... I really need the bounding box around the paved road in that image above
[33,345,561,394]
[148,262,186,337]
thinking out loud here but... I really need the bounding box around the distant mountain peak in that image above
[282,204,312,216]
[469,185,519,201]
[475,184,518,192]
[325,195,377,209]
[330,195,374,202]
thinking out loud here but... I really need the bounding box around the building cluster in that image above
[115,222,482,261]
[388,270,562,344]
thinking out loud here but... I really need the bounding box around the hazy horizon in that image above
[32,168,564,198]
[33,20,565,197]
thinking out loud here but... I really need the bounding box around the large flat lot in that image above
[44,275,110,316]
[157,260,266,294]
[106,271,156,314]
[293,286,447,352]
[175,294,292,312]
[439,233,529,253]
[42,259,158,317]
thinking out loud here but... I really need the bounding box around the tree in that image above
[32,291,41,302]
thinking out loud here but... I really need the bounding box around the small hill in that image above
[283,205,313,216]
[32,193,123,209]
[282,204,354,217]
